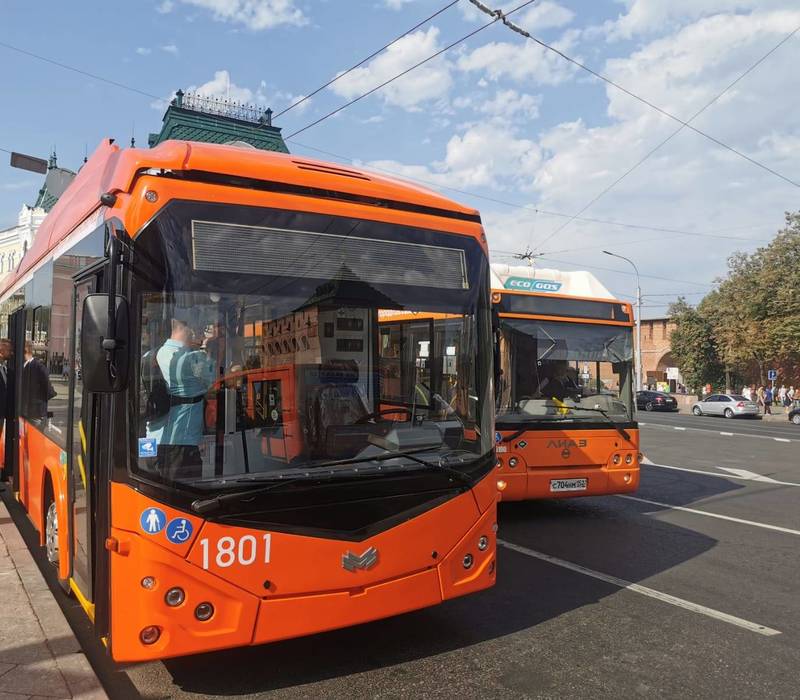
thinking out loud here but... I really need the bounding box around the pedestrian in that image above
[779,384,787,408]
[764,385,773,415]
[788,386,795,404]
[756,386,765,413]
[0,338,11,436]
[22,342,56,423]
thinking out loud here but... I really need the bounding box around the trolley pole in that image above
[603,251,643,391]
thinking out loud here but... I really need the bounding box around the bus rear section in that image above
[491,265,639,500]
[0,140,498,662]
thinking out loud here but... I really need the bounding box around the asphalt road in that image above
[11,416,800,699]
[637,407,799,441]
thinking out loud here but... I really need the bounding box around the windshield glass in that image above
[496,317,634,425]
[129,202,492,490]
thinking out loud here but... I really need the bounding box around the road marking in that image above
[619,495,800,536]
[641,459,800,487]
[716,467,796,485]
[720,431,733,436]
[639,420,798,443]
[498,539,781,637]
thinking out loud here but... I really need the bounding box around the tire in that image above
[792,414,800,425]
[44,491,71,595]
[724,408,734,419]
[645,402,654,412]
[692,406,702,416]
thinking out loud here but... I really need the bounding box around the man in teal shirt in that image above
[155,312,214,481]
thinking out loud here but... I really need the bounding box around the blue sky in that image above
[2,0,798,314]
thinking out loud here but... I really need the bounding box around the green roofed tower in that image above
[148,90,289,153]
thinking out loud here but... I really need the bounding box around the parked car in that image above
[789,401,800,425]
[636,390,679,412]
[692,394,759,418]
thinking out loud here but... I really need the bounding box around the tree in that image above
[668,298,724,394]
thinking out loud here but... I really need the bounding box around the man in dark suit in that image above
[22,342,54,424]
[0,338,11,424]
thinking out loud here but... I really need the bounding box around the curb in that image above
[0,499,108,700]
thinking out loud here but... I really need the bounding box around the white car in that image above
[692,394,759,418]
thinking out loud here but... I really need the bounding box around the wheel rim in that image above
[793,415,800,425]
[45,502,59,566]
[693,407,701,415]
[725,409,733,418]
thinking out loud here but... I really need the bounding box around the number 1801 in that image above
[199,534,272,569]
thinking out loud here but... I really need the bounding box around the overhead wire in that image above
[468,0,800,195]
[288,139,771,244]
[528,21,800,249]
[275,0,460,118]
[285,0,539,139]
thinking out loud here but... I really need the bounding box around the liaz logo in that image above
[546,439,587,449]
[503,277,562,293]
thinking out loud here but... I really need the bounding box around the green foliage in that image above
[669,212,800,387]
[668,298,724,393]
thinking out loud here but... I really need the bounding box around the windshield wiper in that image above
[563,405,632,442]
[378,449,475,488]
[190,445,463,516]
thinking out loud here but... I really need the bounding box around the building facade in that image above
[639,316,683,390]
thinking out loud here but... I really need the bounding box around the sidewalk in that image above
[0,499,107,700]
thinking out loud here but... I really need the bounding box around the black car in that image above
[636,390,679,412]
[789,401,800,426]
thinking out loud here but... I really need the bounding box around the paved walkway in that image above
[0,499,107,700]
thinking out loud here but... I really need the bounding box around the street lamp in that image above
[603,250,643,392]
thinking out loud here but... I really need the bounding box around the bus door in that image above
[2,307,26,489]
[67,271,101,610]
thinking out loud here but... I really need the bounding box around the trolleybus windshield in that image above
[496,318,634,427]
[129,202,492,493]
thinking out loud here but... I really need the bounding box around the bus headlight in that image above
[195,602,215,621]
[141,576,156,590]
[462,553,474,569]
[140,626,161,645]
[165,587,185,607]
[612,454,621,465]
[508,457,518,468]
[478,535,489,551]
[625,454,633,465]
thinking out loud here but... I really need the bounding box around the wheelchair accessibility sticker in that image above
[166,518,193,544]
[140,507,166,535]
[138,437,158,458]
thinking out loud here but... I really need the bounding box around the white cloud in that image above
[135,47,152,55]
[330,27,453,111]
[480,89,541,121]
[160,44,179,54]
[367,122,542,190]
[604,0,788,40]
[382,0,414,9]
[515,1,575,31]
[171,0,306,30]
[157,0,174,13]
[190,69,256,102]
[457,32,577,86]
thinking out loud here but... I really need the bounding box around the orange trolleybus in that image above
[0,139,497,662]
[491,264,639,500]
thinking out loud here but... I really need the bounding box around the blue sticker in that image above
[165,517,193,545]
[495,431,502,444]
[138,437,158,458]
[140,507,166,535]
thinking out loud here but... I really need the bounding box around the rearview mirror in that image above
[81,294,129,393]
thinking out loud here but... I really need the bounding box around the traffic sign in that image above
[768,369,778,381]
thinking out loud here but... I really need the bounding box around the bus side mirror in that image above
[81,294,129,393]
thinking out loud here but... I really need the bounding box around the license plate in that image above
[550,478,588,492]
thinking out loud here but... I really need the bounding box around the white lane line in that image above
[640,420,798,443]
[720,431,734,436]
[642,459,800,487]
[498,539,781,637]
[618,494,800,536]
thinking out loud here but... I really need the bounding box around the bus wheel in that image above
[44,491,71,595]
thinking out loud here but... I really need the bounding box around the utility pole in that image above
[603,251,643,391]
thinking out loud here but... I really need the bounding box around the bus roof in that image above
[2,139,482,300]
[490,263,617,300]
